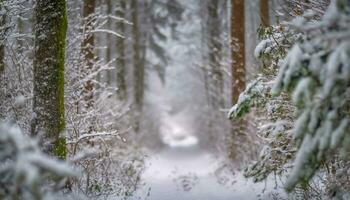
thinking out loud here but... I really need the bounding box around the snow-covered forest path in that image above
[128,1,282,199]
[135,128,281,200]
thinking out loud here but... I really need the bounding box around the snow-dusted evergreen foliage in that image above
[229,0,350,193]
[274,0,350,191]
[228,78,269,119]
[229,21,297,185]
[0,123,77,199]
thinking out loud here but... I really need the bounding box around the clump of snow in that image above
[254,39,272,58]
[272,44,306,96]
[228,78,268,119]
[323,42,350,97]
[0,123,78,199]
[14,95,26,107]
[289,16,306,28]
[292,77,315,106]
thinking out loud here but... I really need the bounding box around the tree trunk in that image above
[207,0,224,108]
[32,0,67,159]
[229,0,246,160]
[231,0,245,104]
[106,0,112,85]
[0,1,5,120]
[260,0,269,27]
[131,0,145,132]
[0,1,5,78]
[116,0,127,100]
[82,0,95,109]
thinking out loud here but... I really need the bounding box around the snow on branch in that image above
[90,29,125,38]
[67,130,123,145]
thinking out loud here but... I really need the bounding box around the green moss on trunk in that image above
[32,0,67,159]
[53,138,67,160]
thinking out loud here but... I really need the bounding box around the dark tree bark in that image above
[229,0,247,160]
[116,0,127,100]
[231,0,245,105]
[260,0,270,27]
[32,0,67,159]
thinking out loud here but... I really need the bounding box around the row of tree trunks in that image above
[32,0,68,159]
[26,0,270,161]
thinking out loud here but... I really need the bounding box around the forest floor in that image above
[122,122,288,200]
[130,139,286,200]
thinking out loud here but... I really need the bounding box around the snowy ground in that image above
[132,135,286,200]
[127,108,286,200]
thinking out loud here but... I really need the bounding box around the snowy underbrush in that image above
[63,91,145,199]
[66,138,145,199]
[0,122,146,200]
[62,5,145,198]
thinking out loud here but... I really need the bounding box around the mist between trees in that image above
[1,0,350,199]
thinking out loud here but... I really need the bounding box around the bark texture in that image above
[32,0,67,159]
[260,0,270,27]
[0,1,5,78]
[229,0,247,161]
[231,0,245,104]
